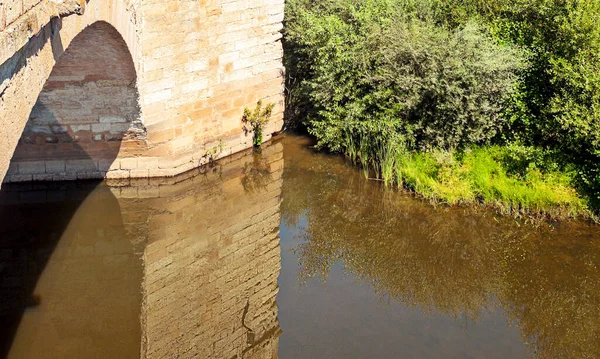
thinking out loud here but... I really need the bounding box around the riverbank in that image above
[282,0,600,221]
[343,139,591,221]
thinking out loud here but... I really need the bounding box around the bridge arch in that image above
[0,0,142,183]
[7,20,145,182]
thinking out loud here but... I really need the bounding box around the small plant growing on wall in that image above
[242,100,275,147]
[201,140,224,167]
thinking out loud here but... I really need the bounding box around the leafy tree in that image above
[284,0,525,152]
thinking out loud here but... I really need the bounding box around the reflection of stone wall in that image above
[0,140,283,358]
[118,142,284,359]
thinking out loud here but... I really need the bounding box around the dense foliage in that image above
[284,0,600,216]
[285,0,524,151]
[456,0,600,203]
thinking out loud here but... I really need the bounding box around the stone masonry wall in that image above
[0,0,285,184]
[132,0,285,178]
[117,141,284,358]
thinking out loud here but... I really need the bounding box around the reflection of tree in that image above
[241,151,274,194]
[281,135,600,359]
[499,231,600,358]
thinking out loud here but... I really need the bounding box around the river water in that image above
[0,134,598,359]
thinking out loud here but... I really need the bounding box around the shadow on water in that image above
[0,139,286,359]
[0,182,86,357]
[0,182,142,359]
[1,125,599,359]
[0,20,141,359]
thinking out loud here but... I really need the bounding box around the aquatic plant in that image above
[360,137,590,220]
[242,100,275,147]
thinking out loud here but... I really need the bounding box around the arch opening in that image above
[5,21,145,183]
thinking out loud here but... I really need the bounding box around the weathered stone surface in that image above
[0,0,285,184]
[50,0,86,17]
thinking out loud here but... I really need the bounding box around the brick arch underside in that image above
[7,21,144,182]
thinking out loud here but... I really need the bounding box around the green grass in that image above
[345,140,591,220]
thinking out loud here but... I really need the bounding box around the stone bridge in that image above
[0,0,284,184]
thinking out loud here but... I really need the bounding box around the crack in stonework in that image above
[241,299,255,346]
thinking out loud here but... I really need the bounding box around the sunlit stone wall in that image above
[137,0,285,177]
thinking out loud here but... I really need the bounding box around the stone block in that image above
[71,124,91,132]
[77,172,104,180]
[52,125,68,134]
[98,159,120,172]
[4,0,22,27]
[22,0,39,12]
[110,123,130,134]
[91,123,110,133]
[45,160,66,173]
[181,79,209,94]
[18,161,46,175]
[144,89,172,105]
[52,173,77,181]
[100,115,127,123]
[65,159,98,173]
[120,157,138,170]
[106,170,130,179]
[30,125,52,134]
[33,173,54,181]
[130,169,150,178]
[137,157,159,169]
[184,59,209,72]
[149,168,174,178]
[6,162,19,176]
[9,174,33,183]
[119,186,138,199]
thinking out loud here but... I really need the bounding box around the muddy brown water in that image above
[0,134,598,359]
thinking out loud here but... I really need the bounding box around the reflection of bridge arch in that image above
[0,141,284,358]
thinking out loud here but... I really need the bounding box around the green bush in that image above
[444,0,600,203]
[284,0,525,152]
[242,100,275,147]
